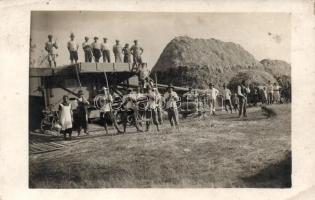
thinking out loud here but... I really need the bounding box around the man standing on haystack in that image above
[237,80,251,118]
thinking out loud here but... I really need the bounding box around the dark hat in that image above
[103,37,107,40]
[48,34,53,38]
[85,36,89,39]
[116,39,120,42]
[208,83,214,86]
[127,88,133,92]
[94,36,99,40]
[70,33,75,37]
[134,40,138,43]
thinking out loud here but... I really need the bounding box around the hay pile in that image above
[152,36,290,89]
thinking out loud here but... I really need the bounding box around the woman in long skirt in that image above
[59,95,73,140]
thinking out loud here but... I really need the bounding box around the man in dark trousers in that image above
[130,40,144,70]
[76,90,90,135]
[122,43,131,63]
[237,80,251,118]
[82,36,93,62]
[91,36,101,63]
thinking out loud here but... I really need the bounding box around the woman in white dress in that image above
[59,95,73,140]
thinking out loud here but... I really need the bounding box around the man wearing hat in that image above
[130,40,144,69]
[45,34,58,68]
[91,36,101,63]
[121,88,142,133]
[113,40,122,63]
[153,87,163,125]
[76,90,90,135]
[67,33,79,64]
[100,87,122,134]
[164,84,180,128]
[101,38,111,63]
[237,80,250,118]
[205,83,219,116]
[82,36,93,62]
[122,43,131,63]
[222,83,233,113]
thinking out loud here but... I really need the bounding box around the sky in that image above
[30,11,291,68]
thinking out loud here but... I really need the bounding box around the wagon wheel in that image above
[40,117,53,134]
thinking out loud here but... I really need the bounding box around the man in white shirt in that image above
[222,84,233,113]
[164,84,179,128]
[82,36,93,63]
[144,86,159,132]
[45,34,58,68]
[237,80,251,118]
[121,88,142,133]
[91,36,101,63]
[205,83,219,115]
[273,82,281,104]
[67,33,79,64]
[153,87,163,125]
[101,38,111,63]
[130,40,144,70]
[113,40,122,63]
[266,80,274,104]
[100,87,122,134]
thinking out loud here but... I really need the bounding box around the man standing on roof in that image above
[205,83,219,116]
[122,43,131,63]
[237,80,251,118]
[100,87,122,134]
[130,40,144,69]
[164,84,179,128]
[67,33,79,64]
[144,86,160,132]
[91,36,101,63]
[113,40,122,63]
[101,38,111,63]
[82,36,93,63]
[45,34,58,68]
[121,88,142,133]
[222,84,233,113]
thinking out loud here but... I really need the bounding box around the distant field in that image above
[29,104,291,188]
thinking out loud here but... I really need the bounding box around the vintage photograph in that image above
[29,11,291,188]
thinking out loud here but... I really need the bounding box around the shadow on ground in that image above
[241,151,291,188]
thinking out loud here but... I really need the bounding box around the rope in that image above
[74,64,82,89]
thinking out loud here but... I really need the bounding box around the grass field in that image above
[29,104,291,188]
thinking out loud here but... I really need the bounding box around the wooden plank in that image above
[30,68,53,77]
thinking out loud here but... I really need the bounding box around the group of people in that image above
[57,79,288,140]
[182,80,251,118]
[57,84,180,140]
[44,33,144,68]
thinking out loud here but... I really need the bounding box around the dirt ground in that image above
[29,104,291,188]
